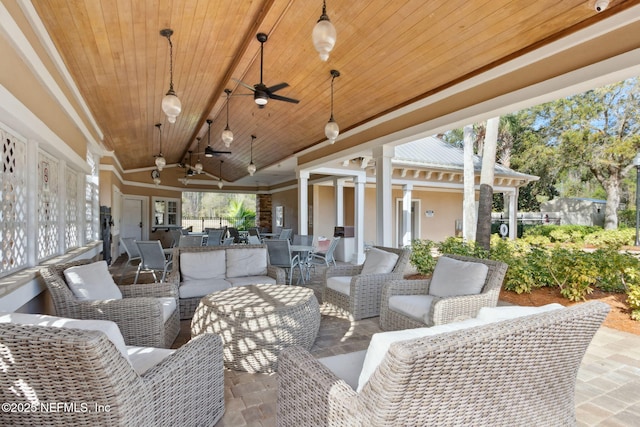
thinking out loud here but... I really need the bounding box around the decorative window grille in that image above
[85,152,99,242]
[37,150,59,261]
[153,197,180,226]
[65,167,79,249]
[0,128,28,278]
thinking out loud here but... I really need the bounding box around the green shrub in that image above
[524,224,601,244]
[408,239,437,275]
[546,247,597,301]
[583,228,635,249]
[628,284,640,321]
[590,248,640,292]
[437,237,488,258]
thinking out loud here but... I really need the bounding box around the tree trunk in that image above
[476,117,499,251]
[603,178,621,230]
[476,184,494,250]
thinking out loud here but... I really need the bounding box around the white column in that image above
[334,177,344,226]
[353,173,366,264]
[374,145,394,246]
[27,140,38,267]
[402,183,413,247]
[509,188,518,240]
[297,170,309,235]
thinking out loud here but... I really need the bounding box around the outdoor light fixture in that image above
[151,169,161,185]
[218,160,224,189]
[247,135,257,176]
[194,137,203,174]
[154,123,166,171]
[325,69,340,143]
[221,89,234,147]
[205,119,215,157]
[633,151,640,246]
[160,29,181,123]
[312,0,336,62]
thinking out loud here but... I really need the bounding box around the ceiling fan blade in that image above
[232,78,256,92]
[267,82,289,93]
[269,93,300,104]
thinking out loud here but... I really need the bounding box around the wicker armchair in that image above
[379,254,508,331]
[0,321,224,427]
[323,246,411,320]
[41,260,180,348]
[277,301,609,427]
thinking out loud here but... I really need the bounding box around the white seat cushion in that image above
[63,261,123,301]
[126,346,175,375]
[227,275,277,287]
[180,251,226,281]
[157,297,177,322]
[356,303,565,392]
[0,312,129,363]
[226,248,268,278]
[319,350,367,390]
[388,294,435,323]
[360,248,399,275]
[429,257,489,297]
[326,276,352,296]
[179,278,231,298]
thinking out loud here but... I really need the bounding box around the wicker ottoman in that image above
[191,284,320,373]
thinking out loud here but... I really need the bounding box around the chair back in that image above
[40,260,94,312]
[279,228,293,241]
[227,227,241,243]
[248,227,260,237]
[206,229,225,246]
[136,241,168,269]
[247,235,261,245]
[121,237,141,260]
[179,235,203,247]
[222,237,235,246]
[265,239,294,267]
[293,234,314,246]
[169,229,182,247]
[325,236,340,259]
[371,245,411,273]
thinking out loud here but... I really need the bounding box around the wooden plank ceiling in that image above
[32,0,624,184]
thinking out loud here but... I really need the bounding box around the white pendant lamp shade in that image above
[162,92,181,123]
[218,180,223,189]
[222,127,234,147]
[155,155,166,171]
[325,118,339,143]
[313,1,336,62]
[248,162,256,176]
[153,176,161,185]
[194,161,203,174]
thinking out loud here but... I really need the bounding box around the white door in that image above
[396,200,420,247]
[121,198,143,244]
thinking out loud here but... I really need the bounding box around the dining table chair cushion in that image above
[388,294,435,323]
[428,256,489,297]
[179,278,231,299]
[326,276,353,296]
[360,247,399,275]
[226,276,277,287]
[63,260,123,301]
[226,247,268,278]
[180,251,226,281]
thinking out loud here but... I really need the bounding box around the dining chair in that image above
[206,229,225,246]
[134,240,173,283]
[309,236,341,269]
[119,237,141,284]
[247,235,262,245]
[178,234,204,247]
[222,237,235,246]
[265,239,303,285]
[279,228,293,242]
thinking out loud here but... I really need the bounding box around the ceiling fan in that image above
[202,119,231,157]
[233,33,300,109]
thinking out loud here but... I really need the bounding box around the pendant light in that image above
[247,135,257,176]
[194,137,203,174]
[221,89,234,147]
[312,0,337,62]
[218,160,224,189]
[151,169,161,185]
[160,29,181,123]
[325,69,340,144]
[154,123,166,170]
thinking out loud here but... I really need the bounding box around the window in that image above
[153,197,180,226]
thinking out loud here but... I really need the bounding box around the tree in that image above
[531,77,640,229]
[476,117,499,251]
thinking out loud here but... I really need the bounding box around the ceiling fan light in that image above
[155,155,166,171]
[222,127,234,147]
[254,91,268,106]
[313,18,336,62]
[205,146,215,157]
[248,161,256,176]
[162,91,181,123]
[325,118,339,143]
[153,176,161,185]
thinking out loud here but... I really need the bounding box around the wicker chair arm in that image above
[267,265,287,284]
[165,268,180,286]
[350,272,403,292]
[277,346,360,426]
[119,281,178,299]
[382,279,432,299]
[326,264,364,278]
[143,333,225,426]
[430,291,500,326]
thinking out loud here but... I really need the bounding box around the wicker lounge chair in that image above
[277,301,609,427]
[380,254,508,330]
[323,246,411,320]
[41,260,179,348]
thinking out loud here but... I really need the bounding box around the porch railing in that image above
[181,216,257,233]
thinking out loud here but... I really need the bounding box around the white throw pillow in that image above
[360,248,399,275]
[0,312,130,363]
[63,261,123,301]
[180,251,226,281]
[429,257,489,297]
[226,248,268,278]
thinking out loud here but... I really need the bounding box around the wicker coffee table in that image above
[191,284,320,373]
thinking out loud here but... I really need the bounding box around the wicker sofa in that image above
[323,246,411,320]
[41,260,180,348]
[380,254,508,330]
[0,312,225,427]
[277,301,609,427]
[166,244,287,319]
